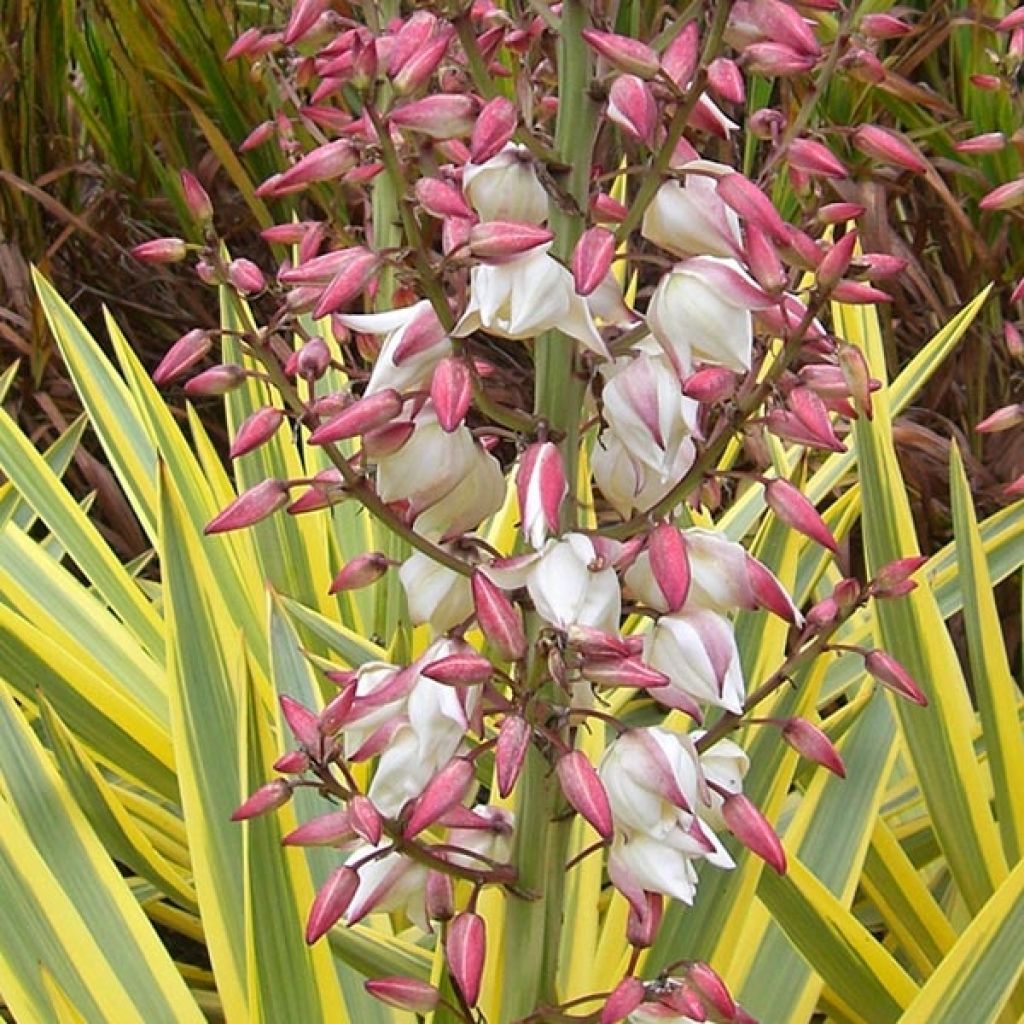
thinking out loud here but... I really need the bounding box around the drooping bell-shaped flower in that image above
[412,442,505,541]
[399,548,475,634]
[344,843,431,930]
[641,172,741,259]
[462,144,548,223]
[591,430,695,519]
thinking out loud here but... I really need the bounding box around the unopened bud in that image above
[789,138,848,179]
[231,407,285,459]
[415,177,475,220]
[447,912,486,1006]
[472,572,527,661]
[648,522,691,612]
[717,173,789,243]
[686,962,737,1020]
[319,686,356,736]
[131,237,187,264]
[571,226,615,296]
[853,125,928,174]
[430,357,474,431]
[979,178,1024,211]
[330,552,390,593]
[274,750,310,774]
[682,366,737,403]
[392,29,452,94]
[817,201,866,224]
[309,389,404,445]
[405,757,476,838]
[422,649,494,685]
[153,329,211,385]
[582,29,659,78]
[205,479,289,534]
[817,231,858,289]
[954,131,1006,154]
[864,650,927,706]
[470,95,518,163]
[426,869,455,921]
[721,793,787,873]
[601,977,646,1023]
[282,809,354,847]
[496,715,531,797]
[607,75,657,145]
[365,977,440,1013]
[348,795,383,845]
[469,220,553,261]
[180,170,213,224]
[764,479,838,551]
[389,95,477,139]
[231,779,291,821]
[306,866,359,944]
[556,750,613,839]
[661,21,699,88]
[778,717,845,776]
[861,13,913,38]
[626,891,662,948]
[280,694,321,749]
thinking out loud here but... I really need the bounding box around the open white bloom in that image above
[344,843,430,930]
[412,443,505,541]
[462,144,548,223]
[644,609,745,714]
[591,430,695,519]
[453,245,609,358]
[399,548,474,634]
[641,171,741,259]
[648,256,770,374]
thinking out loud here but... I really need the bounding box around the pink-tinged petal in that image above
[306,866,359,943]
[430,357,474,432]
[153,330,211,385]
[744,224,786,293]
[282,809,354,846]
[471,96,518,163]
[517,441,567,548]
[707,56,745,103]
[330,552,390,593]
[864,650,928,705]
[415,177,475,219]
[205,479,289,534]
[348,795,383,845]
[567,624,635,659]
[764,479,838,552]
[556,750,614,839]
[788,387,845,450]
[472,572,528,661]
[682,366,738,403]
[626,891,663,948]
[571,227,616,296]
[592,192,629,223]
[661,21,699,87]
[778,718,846,777]
[319,686,357,735]
[496,715,531,797]
[582,29,659,78]
[817,202,866,224]
[716,173,789,243]
[231,779,291,821]
[721,794,787,873]
[274,750,310,774]
[607,75,658,145]
[426,869,455,920]
[404,757,476,838]
[309,389,404,444]
[648,523,691,612]
[283,0,327,44]
[422,649,494,685]
[365,977,440,1013]
[852,125,928,174]
[601,977,646,1023]
[230,407,285,459]
[446,912,486,1006]
[469,220,554,261]
[389,95,477,139]
[830,280,892,304]
[686,962,737,1021]
[742,42,817,76]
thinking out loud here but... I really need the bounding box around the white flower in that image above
[453,245,609,358]
[344,843,430,930]
[592,430,695,519]
[446,805,515,869]
[462,144,548,223]
[641,173,741,258]
[694,733,750,829]
[399,549,475,634]
[412,444,505,541]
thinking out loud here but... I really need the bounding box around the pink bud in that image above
[970,73,1003,90]
[601,977,646,1023]
[392,29,452,94]
[721,794,787,873]
[744,225,786,293]
[225,26,264,61]
[567,625,635,659]
[743,42,817,76]
[855,253,908,280]
[393,305,448,363]
[749,107,785,140]
[954,131,1006,154]
[330,552,390,593]
[415,177,475,219]
[312,251,380,318]
[296,337,332,380]
[682,367,737,403]
[745,555,800,623]
[283,0,327,45]
[205,479,289,534]
[830,280,892,304]
[283,809,355,847]
[1005,473,1024,498]
[277,140,357,190]
[274,750,310,774]
[873,555,927,594]
[864,650,927,706]
[180,170,213,223]
[717,173,789,242]
[153,329,211,385]
[226,258,265,295]
[496,715,531,797]
[230,407,285,459]
[707,57,745,103]
[626,891,662,948]
[853,126,928,174]
[860,13,913,38]
[788,138,848,179]
[817,201,866,224]
[686,962,737,1021]
[816,231,858,289]
[469,220,554,261]
[997,6,1024,30]
[778,718,845,776]
[661,21,699,87]
[470,95,518,163]
[280,694,321,749]
[363,421,415,457]
[389,95,477,139]
[447,912,486,1005]
[472,572,527,660]
[389,12,439,73]
[571,227,615,296]
[365,977,440,1013]
[648,523,691,612]
[349,795,383,845]
[607,75,658,145]
[582,656,670,690]
[582,29,659,78]
[517,441,567,548]
[430,357,474,432]
[426,869,455,921]
[556,750,613,840]
[231,779,291,821]
[764,479,838,552]
[591,192,629,223]
[838,344,874,419]
[319,686,357,735]
[309,389,404,445]
[979,178,1024,211]
[405,757,476,838]
[241,120,276,151]
[422,650,494,685]
[131,237,187,264]
[788,387,846,450]
[306,866,359,944]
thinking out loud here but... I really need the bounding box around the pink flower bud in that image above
[282,809,354,847]
[280,694,321,749]
[472,572,527,661]
[469,220,554,261]
[363,421,415,457]
[226,258,265,295]
[743,42,817,76]
[970,73,1003,90]
[274,750,310,774]
[392,29,452,94]
[873,556,927,595]
[686,962,737,1020]
[860,13,913,38]
[131,237,187,264]
[415,177,475,219]
[601,977,646,1023]
[830,280,892,304]
[592,192,629,223]
[568,624,636,659]
[389,95,477,138]
[389,11,438,73]
[306,866,359,944]
[716,173,789,243]
[180,170,213,223]
[205,479,289,534]
[312,251,380,318]
[979,178,1024,211]
[556,750,613,840]
[744,225,786,293]
[582,29,660,78]
[764,479,838,552]
[805,595,839,628]
[778,717,845,776]
[447,912,486,1005]
[745,555,800,623]
[997,6,1024,31]
[978,402,1024,432]
[954,131,1006,154]
[231,779,292,821]
[855,253,908,280]
[422,649,494,685]
[230,407,285,459]
[788,386,846,449]
[319,686,357,735]
[365,977,440,1013]
[277,140,357,190]
[749,107,785,139]
[426,868,455,920]
[309,389,404,444]
[153,329,211,385]
[405,757,476,838]
[283,0,327,45]
[582,656,670,690]
[682,366,737,403]
[329,552,390,593]
[721,793,787,873]
[864,650,927,706]
[838,344,874,419]
[853,125,928,174]
[626,892,662,948]
[661,21,699,87]
[430,357,474,432]
[496,715,531,797]
[296,337,332,380]
[648,522,691,612]
[788,138,848,179]
[225,26,264,61]
[817,201,866,224]
[571,226,615,296]
[841,47,886,83]
[816,230,858,290]
[349,795,383,845]
[471,95,518,163]
[707,56,745,103]
[1005,473,1024,498]
[240,120,276,151]
[517,441,567,548]
[607,75,658,145]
